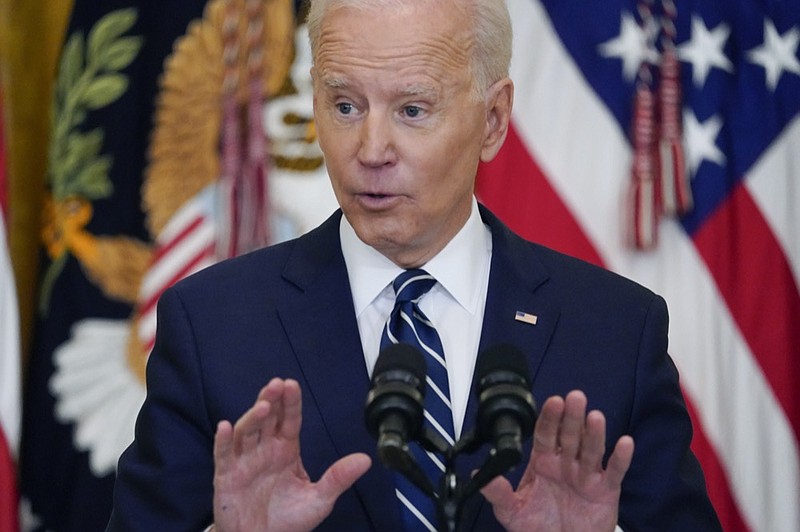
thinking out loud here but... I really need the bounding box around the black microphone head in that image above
[474,343,536,443]
[475,343,531,391]
[373,343,426,386]
[365,343,426,440]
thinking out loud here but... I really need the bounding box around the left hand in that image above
[212,378,371,532]
[481,390,634,532]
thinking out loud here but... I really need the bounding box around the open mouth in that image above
[357,192,399,209]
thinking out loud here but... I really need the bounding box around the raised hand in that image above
[212,378,371,532]
[481,390,634,532]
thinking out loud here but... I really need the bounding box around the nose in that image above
[357,112,397,168]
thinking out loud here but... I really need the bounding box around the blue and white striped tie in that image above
[381,269,454,532]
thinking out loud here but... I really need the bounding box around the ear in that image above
[480,78,514,163]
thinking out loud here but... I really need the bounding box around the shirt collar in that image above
[340,198,491,316]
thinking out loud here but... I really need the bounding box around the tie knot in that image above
[393,269,436,304]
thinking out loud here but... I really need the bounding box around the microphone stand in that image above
[384,424,527,532]
[368,343,536,531]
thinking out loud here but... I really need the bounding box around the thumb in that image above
[316,453,372,502]
[480,474,514,508]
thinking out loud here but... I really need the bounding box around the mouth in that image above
[355,191,401,210]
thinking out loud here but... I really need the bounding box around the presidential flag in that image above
[19,0,322,529]
[19,2,208,529]
[477,1,800,530]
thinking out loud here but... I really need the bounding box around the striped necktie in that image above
[381,269,454,532]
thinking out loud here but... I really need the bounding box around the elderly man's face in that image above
[312,0,511,268]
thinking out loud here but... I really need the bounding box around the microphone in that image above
[474,343,536,465]
[364,343,426,471]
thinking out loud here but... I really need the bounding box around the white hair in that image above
[305,0,512,97]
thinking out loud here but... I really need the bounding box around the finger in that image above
[515,440,540,488]
[214,420,235,472]
[232,399,271,455]
[605,435,635,487]
[316,453,372,503]
[579,409,606,472]
[278,379,303,439]
[532,395,565,455]
[259,377,287,403]
[259,379,287,438]
[558,390,588,460]
[479,474,516,510]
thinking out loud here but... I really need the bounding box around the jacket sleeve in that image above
[618,294,721,531]
[107,287,215,531]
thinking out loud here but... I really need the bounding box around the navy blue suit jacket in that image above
[108,205,720,531]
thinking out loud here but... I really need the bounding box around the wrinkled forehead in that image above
[314,9,472,95]
[317,0,462,19]
[311,0,474,61]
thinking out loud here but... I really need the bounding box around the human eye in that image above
[336,102,355,115]
[401,105,424,119]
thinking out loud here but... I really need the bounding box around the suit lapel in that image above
[474,207,560,397]
[457,206,561,530]
[276,211,402,531]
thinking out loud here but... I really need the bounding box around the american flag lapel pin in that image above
[515,311,538,325]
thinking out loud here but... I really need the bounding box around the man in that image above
[108,0,721,530]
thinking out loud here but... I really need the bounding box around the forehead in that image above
[314,2,474,87]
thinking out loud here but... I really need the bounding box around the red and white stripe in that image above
[0,90,21,531]
[137,189,216,355]
[476,1,800,530]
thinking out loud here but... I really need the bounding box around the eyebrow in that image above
[398,84,438,98]
[322,77,349,90]
[320,76,439,99]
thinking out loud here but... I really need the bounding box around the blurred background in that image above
[1,0,798,530]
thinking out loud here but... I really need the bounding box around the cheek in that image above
[323,157,349,202]
[316,116,336,159]
[316,110,350,156]
[420,143,478,195]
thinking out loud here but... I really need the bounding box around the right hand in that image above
[481,390,634,532]
[212,378,372,532]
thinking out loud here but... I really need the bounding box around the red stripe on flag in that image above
[0,429,19,532]
[151,215,206,263]
[138,242,215,318]
[686,395,751,532]
[476,125,604,267]
[693,183,800,441]
[139,243,215,356]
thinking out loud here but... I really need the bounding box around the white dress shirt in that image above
[340,198,492,438]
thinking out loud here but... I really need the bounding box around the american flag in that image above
[1,85,21,532]
[477,0,799,530]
